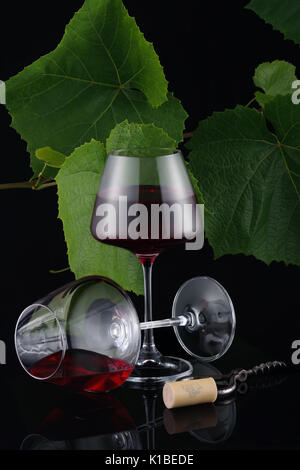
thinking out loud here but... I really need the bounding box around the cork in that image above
[163,377,218,409]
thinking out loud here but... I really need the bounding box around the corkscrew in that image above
[163,360,287,409]
[217,360,287,397]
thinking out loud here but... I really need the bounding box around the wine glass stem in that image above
[139,258,161,362]
[140,316,188,330]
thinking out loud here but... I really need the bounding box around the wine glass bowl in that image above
[15,277,141,392]
[90,147,201,260]
[172,277,236,362]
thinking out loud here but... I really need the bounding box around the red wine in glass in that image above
[29,349,134,393]
[91,185,198,259]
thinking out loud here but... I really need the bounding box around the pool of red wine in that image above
[29,349,134,392]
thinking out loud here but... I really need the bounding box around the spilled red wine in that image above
[29,349,134,393]
[91,185,198,257]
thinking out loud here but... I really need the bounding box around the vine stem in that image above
[245,97,256,108]
[36,181,57,190]
[0,179,56,191]
[183,131,194,139]
[0,181,35,190]
[49,267,70,274]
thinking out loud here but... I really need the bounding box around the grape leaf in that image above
[246,0,300,45]
[6,0,186,177]
[106,120,176,152]
[35,147,66,168]
[56,139,144,294]
[185,163,205,206]
[187,96,300,266]
[254,60,297,107]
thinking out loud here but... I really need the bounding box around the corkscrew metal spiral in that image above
[217,360,287,398]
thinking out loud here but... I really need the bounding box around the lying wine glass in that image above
[91,147,204,382]
[15,276,235,391]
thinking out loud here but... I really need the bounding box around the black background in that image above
[0,0,299,451]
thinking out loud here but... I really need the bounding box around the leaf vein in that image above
[279,146,300,202]
[43,73,118,88]
[121,90,144,123]
[41,84,93,117]
[75,89,121,145]
[122,65,147,87]
[86,2,121,85]
[221,146,277,242]
[118,29,134,73]
[63,44,95,81]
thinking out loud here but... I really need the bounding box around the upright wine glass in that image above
[91,148,203,382]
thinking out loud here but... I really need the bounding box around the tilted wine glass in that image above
[15,276,235,390]
[90,147,207,382]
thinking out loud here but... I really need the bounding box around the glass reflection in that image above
[21,393,142,451]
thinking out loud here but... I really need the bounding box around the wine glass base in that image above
[126,356,193,384]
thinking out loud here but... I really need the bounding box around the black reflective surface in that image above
[1,354,300,451]
[1,0,300,453]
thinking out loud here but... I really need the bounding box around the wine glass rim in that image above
[108,147,181,158]
[14,303,67,381]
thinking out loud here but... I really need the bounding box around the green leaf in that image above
[185,162,205,206]
[56,139,144,294]
[35,147,66,168]
[246,0,300,46]
[187,97,300,266]
[106,120,176,152]
[6,0,186,177]
[253,60,297,107]
[254,91,275,107]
